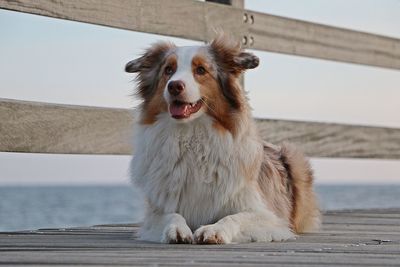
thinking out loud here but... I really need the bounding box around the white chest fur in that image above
[130,114,263,230]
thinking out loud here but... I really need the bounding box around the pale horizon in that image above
[1,152,399,185]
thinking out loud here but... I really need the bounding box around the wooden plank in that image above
[0,209,399,266]
[1,98,400,158]
[257,119,400,159]
[0,0,244,42]
[1,0,400,70]
[247,12,400,69]
[0,98,132,155]
[1,251,399,266]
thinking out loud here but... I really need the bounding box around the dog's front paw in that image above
[194,224,231,245]
[161,223,193,244]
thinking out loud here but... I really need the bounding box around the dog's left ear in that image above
[209,34,259,73]
[234,52,259,70]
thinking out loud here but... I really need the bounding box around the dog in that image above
[125,35,320,244]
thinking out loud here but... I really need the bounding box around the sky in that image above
[0,0,400,185]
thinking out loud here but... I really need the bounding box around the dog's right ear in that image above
[125,42,175,73]
[125,58,141,73]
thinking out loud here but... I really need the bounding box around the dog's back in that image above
[259,142,321,233]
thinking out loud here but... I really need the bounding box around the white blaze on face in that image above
[163,46,202,104]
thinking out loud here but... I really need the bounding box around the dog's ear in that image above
[125,58,141,73]
[125,42,174,73]
[125,42,175,101]
[234,52,259,70]
[209,34,259,74]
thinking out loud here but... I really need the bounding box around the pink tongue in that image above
[170,103,190,117]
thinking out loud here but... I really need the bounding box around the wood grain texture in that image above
[0,209,399,266]
[246,11,400,69]
[1,0,400,69]
[0,98,132,155]
[257,119,400,159]
[0,0,244,42]
[1,99,400,158]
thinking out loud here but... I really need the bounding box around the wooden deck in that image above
[0,209,399,266]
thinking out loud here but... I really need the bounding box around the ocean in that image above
[0,185,399,232]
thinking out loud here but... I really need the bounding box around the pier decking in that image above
[0,209,399,266]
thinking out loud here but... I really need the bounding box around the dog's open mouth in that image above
[169,99,203,119]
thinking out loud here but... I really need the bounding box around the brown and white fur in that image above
[126,35,320,244]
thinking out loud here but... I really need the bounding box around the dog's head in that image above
[125,35,259,131]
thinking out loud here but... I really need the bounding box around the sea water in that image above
[0,185,399,232]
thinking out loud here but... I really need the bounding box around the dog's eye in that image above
[195,66,206,75]
[164,66,174,75]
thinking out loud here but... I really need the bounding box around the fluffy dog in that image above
[125,35,320,244]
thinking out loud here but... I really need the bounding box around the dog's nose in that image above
[168,80,185,96]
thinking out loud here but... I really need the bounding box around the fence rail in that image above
[1,0,399,158]
[1,0,400,69]
[2,98,399,159]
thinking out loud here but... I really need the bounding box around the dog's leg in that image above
[140,212,193,244]
[194,210,294,244]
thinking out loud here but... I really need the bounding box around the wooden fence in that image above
[1,0,400,159]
